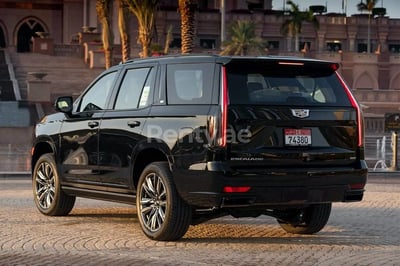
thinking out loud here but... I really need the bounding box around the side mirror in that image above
[55,96,73,114]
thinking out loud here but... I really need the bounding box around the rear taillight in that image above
[330,63,339,71]
[218,66,228,147]
[223,186,251,193]
[336,72,364,147]
[349,183,365,190]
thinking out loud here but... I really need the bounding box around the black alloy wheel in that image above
[137,162,192,241]
[32,153,75,216]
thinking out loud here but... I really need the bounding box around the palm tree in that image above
[118,0,130,63]
[357,0,380,53]
[281,0,319,52]
[124,0,159,58]
[96,0,114,69]
[163,24,173,55]
[178,0,198,54]
[220,20,265,56]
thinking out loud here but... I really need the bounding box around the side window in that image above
[114,67,153,110]
[78,71,117,112]
[166,63,214,104]
[139,68,155,108]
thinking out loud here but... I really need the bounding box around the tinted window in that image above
[78,71,117,112]
[227,61,351,106]
[167,63,214,104]
[114,67,154,110]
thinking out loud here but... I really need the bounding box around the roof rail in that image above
[120,53,222,65]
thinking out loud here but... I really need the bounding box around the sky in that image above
[271,0,400,18]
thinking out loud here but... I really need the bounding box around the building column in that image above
[376,17,389,53]
[348,33,357,52]
[317,34,325,52]
[83,0,88,27]
[315,19,326,52]
[378,33,388,53]
[63,0,84,44]
[347,23,358,53]
[87,0,98,29]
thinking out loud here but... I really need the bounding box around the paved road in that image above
[0,176,399,266]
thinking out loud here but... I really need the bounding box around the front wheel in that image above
[277,203,332,234]
[32,153,75,216]
[136,162,192,241]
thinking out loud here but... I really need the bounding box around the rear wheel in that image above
[32,153,75,216]
[136,162,192,241]
[277,203,332,234]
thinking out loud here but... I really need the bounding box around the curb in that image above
[368,169,400,178]
[0,172,30,178]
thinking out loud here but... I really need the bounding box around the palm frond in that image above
[124,0,159,57]
[357,0,380,12]
[220,20,265,56]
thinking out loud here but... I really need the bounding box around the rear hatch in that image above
[224,58,363,170]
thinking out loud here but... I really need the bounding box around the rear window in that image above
[226,60,351,106]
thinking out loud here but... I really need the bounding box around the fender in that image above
[128,138,173,189]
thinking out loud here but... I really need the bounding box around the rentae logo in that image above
[145,125,252,145]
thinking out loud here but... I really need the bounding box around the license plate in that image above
[284,129,311,146]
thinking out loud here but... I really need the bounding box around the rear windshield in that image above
[226,60,351,106]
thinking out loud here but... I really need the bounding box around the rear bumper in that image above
[172,161,368,208]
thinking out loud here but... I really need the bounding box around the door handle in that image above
[88,121,99,128]
[127,121,141,128]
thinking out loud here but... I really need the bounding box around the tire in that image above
[136,162,192,241]
[32,153,76,216]
[277,203,332,234]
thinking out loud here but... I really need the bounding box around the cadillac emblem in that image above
[291,109,310,118]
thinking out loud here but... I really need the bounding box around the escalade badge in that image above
[291,109,310,118]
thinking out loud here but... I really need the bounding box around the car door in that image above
[59,70,118,186]
[97,65,157,189]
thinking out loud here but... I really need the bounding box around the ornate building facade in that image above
[1,0,400,119]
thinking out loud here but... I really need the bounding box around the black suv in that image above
[32,55,368,241]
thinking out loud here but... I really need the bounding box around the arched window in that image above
[15,18,46,52]
[0,22,6,48]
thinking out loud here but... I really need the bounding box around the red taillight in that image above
[330,63,339,71]
[349,183,365,190]
[219,66,228,147]
[223,186,251,193]
[336,72,364,148]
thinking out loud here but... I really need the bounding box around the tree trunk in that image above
[102,19,113,69]
[164,24,173,55]
[287,36,292,52]
[125,0,158,58]
[179,0,197,54]
[96,0,114,69]
[118,0,130,63]
[287,26,293,52]
[138,25,152,57]
[295,33,299,52]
